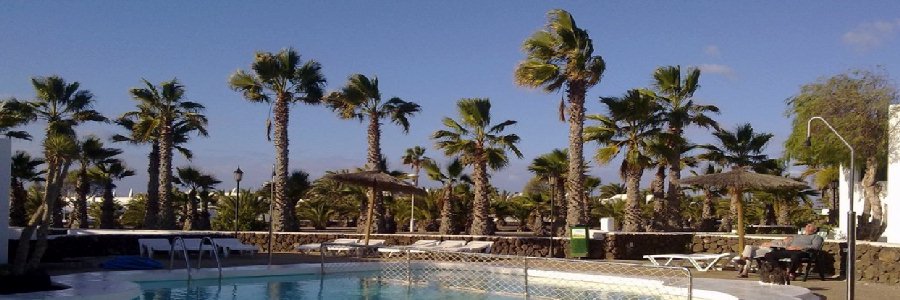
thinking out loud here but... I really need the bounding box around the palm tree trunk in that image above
[10,178,28,227]
[565,82,588,229]
[623,167,644,232]
[100,181,116,229]
[11,204,45,275]
[775,201,790,225]
[665,141,683,231]
[199,191,211,229]
[27,157,71,271]
[700,189,716,231]
[143,142,160,229]
[859,157,885,240]
[362,114,386,233]
[471,150,493,235]
[71,167,90,228]
[272,94,298,232]
[438,185,454,234]
[158,122,176,229]
[183,190,198,230]
[650,164,667,231]
[553,176,566,236]
[765,202,777,225]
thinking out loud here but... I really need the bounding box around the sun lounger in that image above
[446,241,494,253]
[642,252,733,272]
[177,238,218,257]
[297,238,358,254]
[377,240,438,256]
[214,238,259,257]
[138,238,172,258]
[328,239,385,253]
[410,240,467,253]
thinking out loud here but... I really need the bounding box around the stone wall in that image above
[235,232,574,258]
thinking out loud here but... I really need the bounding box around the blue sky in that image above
[2,1,899,193]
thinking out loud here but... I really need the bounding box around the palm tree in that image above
[90,160,134,229]
[699,123,775,232]
[229,48,326,232]
[174,167,221,230]
[194,172,221,230]
[174,166,203,230]
[71,136,122,228]
[285,169,311,229]
[401,146,429,186]
[758,160,819,225]
[433,98,522,235]
[646,66,720,230]
[0,98,35,140]
[10,151,45,227]
[424,158,472,234]
[113,111,206,229]
[528,148,568,235]
[585,90,662,232]
[515,9,606,229]
[401,146,429,231]
[326,74,420,233]
[13,76,104,275]
[127,79,207,229]
[688,164,723,231]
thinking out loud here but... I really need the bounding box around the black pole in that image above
[235,181,240,236]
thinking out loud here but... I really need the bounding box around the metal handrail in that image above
[169,237,191,281]
[197,237,223,279]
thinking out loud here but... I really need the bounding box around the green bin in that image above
[569,224,589,258]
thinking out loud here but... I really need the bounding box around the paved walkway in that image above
[43,253,900,300]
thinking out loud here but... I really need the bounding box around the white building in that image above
[835,104,900,243]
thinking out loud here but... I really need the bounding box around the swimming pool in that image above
[136,271,664,300]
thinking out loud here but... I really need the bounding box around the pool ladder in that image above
[169,236,223,281]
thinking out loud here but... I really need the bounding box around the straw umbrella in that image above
[324,171,427,245]
[680,167,808,250]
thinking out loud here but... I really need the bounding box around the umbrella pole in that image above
[364,185,376,246]
[734,188,745,251]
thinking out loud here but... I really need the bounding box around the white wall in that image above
[837,165,864,239]
[885,104,900,243]
[1,138,10,264]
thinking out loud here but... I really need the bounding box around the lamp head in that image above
[234,167,244,182]
[804,136,812,148]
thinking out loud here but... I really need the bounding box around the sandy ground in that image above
[42,253,900,300]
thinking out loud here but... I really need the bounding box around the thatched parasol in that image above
[324,171,426,245]
[680,167,808,250]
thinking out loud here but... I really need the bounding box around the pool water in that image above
[136,271,664,300]
[137,272,519,300]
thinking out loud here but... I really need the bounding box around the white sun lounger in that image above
[214,238,259,257]
[138,238,172,258]
[177,238,218,257]
[445,241,494,253]
[411,240,467,253]
[297,239,358,254]
[328,239,385,252]
[377,240,438,256]
[643,252,733,272]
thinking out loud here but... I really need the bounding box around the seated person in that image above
[736,238,789,277]
[763,223,824,279]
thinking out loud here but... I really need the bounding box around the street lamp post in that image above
[268,165,275,266]
[408,173,419,233]
[233,167,243,236]
[806,116,855,300]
